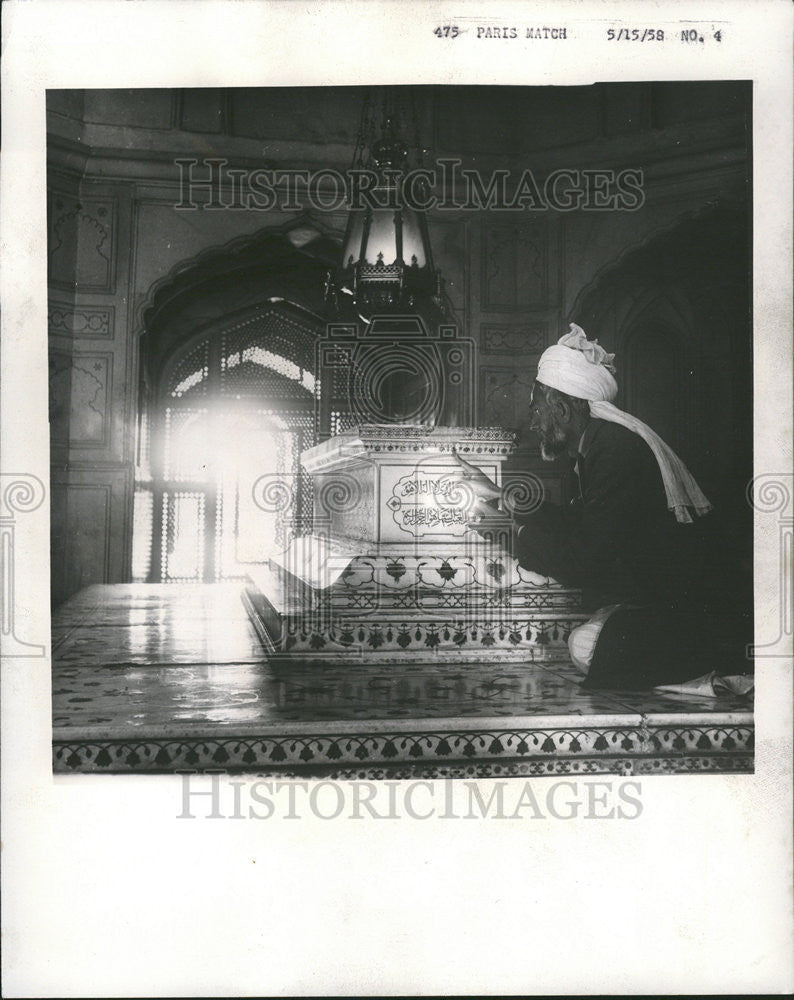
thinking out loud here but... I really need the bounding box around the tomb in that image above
[243,424,587,664]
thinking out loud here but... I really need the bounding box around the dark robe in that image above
[512,418,753,690]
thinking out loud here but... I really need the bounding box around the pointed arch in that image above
[131,216,344,583]
[569,202,752,528]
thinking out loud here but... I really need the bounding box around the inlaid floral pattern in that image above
[54,723,754,775]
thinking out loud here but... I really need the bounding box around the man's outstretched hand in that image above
[450,448,502,501]
[449,449,511,542]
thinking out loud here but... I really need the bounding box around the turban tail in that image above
[537,324,712,524]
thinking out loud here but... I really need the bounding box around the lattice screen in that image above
[161,491,206,582]
[169,339,210,398]
[135,306,324,583]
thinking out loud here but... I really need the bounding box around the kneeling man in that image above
[456,324,752,691]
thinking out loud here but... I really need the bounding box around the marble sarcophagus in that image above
[243,425,586,663]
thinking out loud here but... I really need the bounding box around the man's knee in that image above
[568,622,599,671]
[568,605,622,672]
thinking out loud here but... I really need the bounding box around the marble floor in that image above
[52,584,754,776]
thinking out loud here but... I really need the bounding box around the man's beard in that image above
[539,424,568,461]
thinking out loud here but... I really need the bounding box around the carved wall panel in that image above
[82,89,175,130]
[230,87,361,143]
[67,353,113,447]
[428,217,469,317]
[48,350,115,450]
[178,88,226,133]
[65,483,111,593]
[434,86,601,155]
[48,192,116,293]
[48,351,72,447]
[479,363,538,431]
[51,466,132,604]
[481,222,548,312]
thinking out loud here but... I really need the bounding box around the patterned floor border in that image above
[53,718,754,776]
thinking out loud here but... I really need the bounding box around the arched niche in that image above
[571,204,751,542]
[138,218,341,387]
[132,220,343,582]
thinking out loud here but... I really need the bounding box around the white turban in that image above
[537,326,619,402]
[537,324,712,524]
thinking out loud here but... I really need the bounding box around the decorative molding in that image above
[46,105,747,187]
[59,460,134,472]
[277,617,585,656]
[328,589,579,614]
[329,553,572,595]
[245,542,587,661]
[49,301,115,339]
[302,425,516,473]
[52,720,754,774]
[481,323,546,355]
